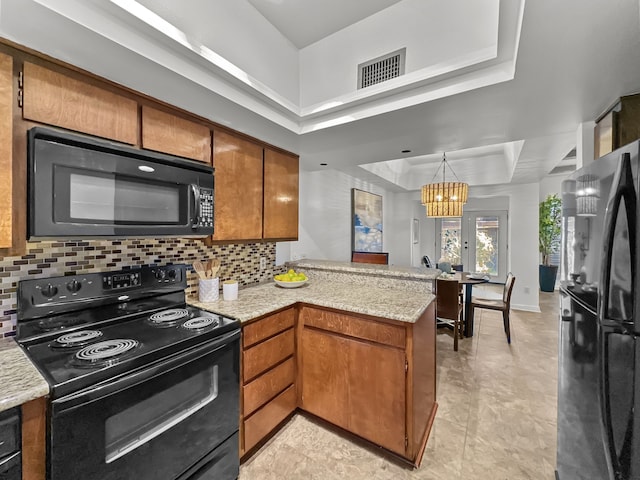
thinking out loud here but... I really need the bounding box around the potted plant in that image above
[539,194,562,292]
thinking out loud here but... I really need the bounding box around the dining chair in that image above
[469,273,516,343]
[351,251,389,265]
[436,278,464,351]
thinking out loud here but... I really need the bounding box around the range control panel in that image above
[18,264,188,319]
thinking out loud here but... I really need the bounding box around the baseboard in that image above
[511,303,541,313]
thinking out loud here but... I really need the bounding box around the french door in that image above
[435,211,508,279]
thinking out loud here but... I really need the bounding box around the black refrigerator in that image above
[557,140,640,480]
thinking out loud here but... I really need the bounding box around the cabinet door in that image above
[595,110,615,159]
[348,340,406,455]
[301,327,350,429]
[212,130,263,240]
[22,62,137,144]
[0,53,12,248]
[263,148,299,240]
[141,106,211,163]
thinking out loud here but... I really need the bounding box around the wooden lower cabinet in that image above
[301,326,406,455]
[244,385,296,453]
[21,397,47,480]
[298,304,436,465]
[240,309,296,456]
[240,302,437,466]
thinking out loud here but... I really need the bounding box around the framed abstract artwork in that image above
[351,188,383,252]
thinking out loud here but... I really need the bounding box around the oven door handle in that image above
[52,329,240,414]
[0,451,20,474]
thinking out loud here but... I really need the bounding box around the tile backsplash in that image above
[0,239,277,336]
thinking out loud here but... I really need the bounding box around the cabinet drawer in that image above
[243,309,295,348]
[243,385,296,452]
[0,408,20,458]
[301,307,406,348]
[243,328,294,381]
[243,357,295,416]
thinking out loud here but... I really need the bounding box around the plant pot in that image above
[539,265,559,292]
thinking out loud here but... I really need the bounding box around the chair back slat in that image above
[503,273,516,305]
[436,279,461,320]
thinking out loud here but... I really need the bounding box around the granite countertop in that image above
[288,259,440,280]
[0,338,49,413]
[189,278,435,323]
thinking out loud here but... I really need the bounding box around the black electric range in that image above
[16,264,241,480]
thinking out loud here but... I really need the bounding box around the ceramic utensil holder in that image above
[223,280,238,301]
[198,277,219,302]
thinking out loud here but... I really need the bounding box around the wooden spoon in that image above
[209,258,221,278]
[193,260,208,280]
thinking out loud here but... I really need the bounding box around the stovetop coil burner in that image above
[148,309,189,327]
[53,330,103,348]
[182,316,220,331]
[73,339,140,367]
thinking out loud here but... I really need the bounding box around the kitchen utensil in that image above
[209,259,221,278]
[193,261,208,280]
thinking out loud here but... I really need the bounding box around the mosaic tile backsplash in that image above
[0,239,277,336]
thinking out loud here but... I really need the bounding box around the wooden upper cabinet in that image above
[0,53,12,249]
[141,106,211,163]
[263,148,299,240]
[22,62,137,144]
[595,94,640,159]
[213,130,263,240]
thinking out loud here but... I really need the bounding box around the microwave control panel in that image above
[199,188,213,228]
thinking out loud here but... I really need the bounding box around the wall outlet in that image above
[524,286,530,294]
[260,257,266,270]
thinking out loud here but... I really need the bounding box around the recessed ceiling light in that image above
[402,149,411,153]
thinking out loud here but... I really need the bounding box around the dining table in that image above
[453,272,489,337]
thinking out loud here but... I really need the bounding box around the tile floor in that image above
[239,290,559,480]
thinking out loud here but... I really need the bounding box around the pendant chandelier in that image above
[421,153,468,218]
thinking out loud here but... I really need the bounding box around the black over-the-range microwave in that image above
[27,127,214,239]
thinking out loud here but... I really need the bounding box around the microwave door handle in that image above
[598,152,637,326]
[190,184,201,229]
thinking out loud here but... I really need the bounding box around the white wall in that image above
[299,0,498,107]
[539,174,568,201]
[290,169,422,266]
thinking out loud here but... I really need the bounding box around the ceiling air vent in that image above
[358,48,406,89]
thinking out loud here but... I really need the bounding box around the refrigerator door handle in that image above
[599,326,636,480]
[598,151,637,480]
[599,152,637,326]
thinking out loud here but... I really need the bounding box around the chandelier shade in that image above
[420,154,469,218]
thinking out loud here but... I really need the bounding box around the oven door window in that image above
[54,167,186,225]
[105,365,218,463]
